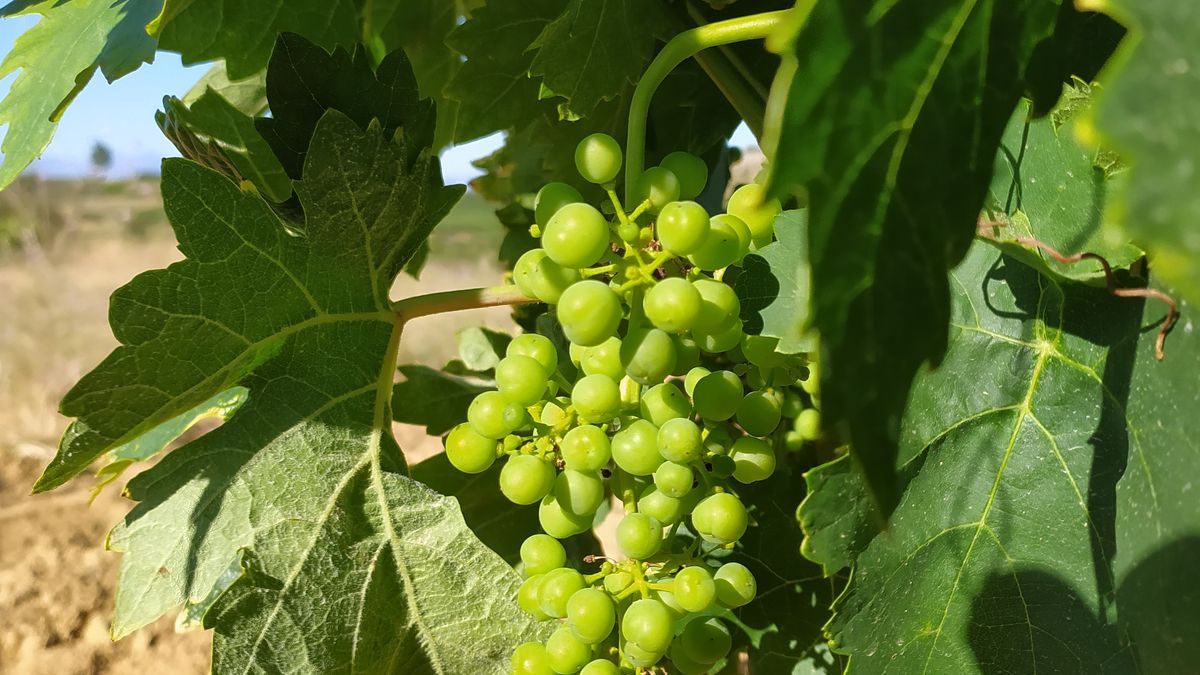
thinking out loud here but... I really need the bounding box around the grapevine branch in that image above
[390,284,534,325]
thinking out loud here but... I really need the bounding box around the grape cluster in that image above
[443,133,816,674]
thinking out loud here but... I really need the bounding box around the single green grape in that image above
[560,424,612,472]
[679,617,732,664]
[467,390,528,439]
[538,567,586,618]
[740,334,782,369]
[668,642,712,675]
[535,182,584,228]
[672,566,716,613]
[621,598,675,653]
[639,381,690,426]
[576,133,622,184]
[671,335,700,375]
[659,151,708,200]
[621,641,664,669]
[723,213,753,258]
[729,435,776,484]
[580,659,620,675]
[713,562,756,608]
[691,492,748,544]
[572,374,622,423]
[610,419,663,476]
[546,625,592,674]
[801,359,819,395]
[683,366,711,397]
[691,370,742,422]
[653,461,693,498]
[514,248,581,304]
[540,398,571,426]
[521,534,567,576]
[575,336,624,380]
[736,390,782,436]
[603,571,633,595]
[512,642,555,675]
[620,327,677,385]
[554,469,606,517]
[633,167,680,213]
[656,201,710,255]
[692,278,741,333]
[794,408,821,441]
[566,587,616,644]
[642,277,702,333]
[617,512,663,559]
[518,575,550,620]
[444,423,496,473]
[695,317,743,354]
[508,333,559,374]
[557,280,622,347]
[657,418,702,463]
[539,493,594,539]
[727,183,782,249]
[543,202,611,269]
[500,455,556,505]
[637,484,683,524]
[495,354,549,406]
[688,214,743,271]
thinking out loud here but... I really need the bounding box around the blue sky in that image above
[0,16,754,183]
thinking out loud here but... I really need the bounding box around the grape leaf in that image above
[456,326,513,372]
[392,366,491,436]
[445,0,568,142]
[763,0,1062,515]
[823,240,1198,672]
[0,0,160,188]
[528,0,669,118]
[796,453,874,576]
[182,61,268,114]
[734,210,815,354]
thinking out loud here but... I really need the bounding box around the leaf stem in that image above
[390,285,535,324]
[624,9,791,201]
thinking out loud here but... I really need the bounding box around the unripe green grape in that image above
[560,424,612,472]
[572,374,622,423]
[514,248,581,304]
[540,398,571,426]
[692,492,748,544]
[512,642,555,675]
[444,423,496,474]
[736,390,781,436]
[695,317,744,353]
[566,588,616,645]
[801,359,820,394]
[539,493,594,539]
[558,281,622,346]
[637,484,683,524]
[672,566,716,613]
[639,381,690,426]
[535,182,584,228]
[688,214,743,271]
[653,461,693,498]
[500,455,556,505]
[679,617,732,664]
[692,279,741,333]
[620,327,676,385]
[708,454,736,479]
[576,133,622,184]
[603,571,633,595]
[617,512,663,559]
[713,562,756,608]
[518,575,550,620]
[692,370,742,421]
[729,435,776,483]
[643,277,702,333]
[656,201,710,255]
[610,419,663,476]
[495,354,549,406]
[521,534,567,576]
[620,641,663,669]
[655,590,688,620]
[727,183,782,249]
[671,335,700,375]
[580,659,620,675]
[668,642,712,675]
[546,625,592,674]
[621,598,674,653]
[740,334,783,369]
[795,408,821,441]
[659,151,708,199]
[723,213,753,258]
[633,167,680,213]
[538,567,587,618]
[657,418,702,463]
[683,366,711,397]
[543,202,611,269]
[555,469,606,516]
[576,336,624,380]
[784,430,805,452]
[508,333,559,375]
[467,390,528,439]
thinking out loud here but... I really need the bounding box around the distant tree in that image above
[90,141,112,175]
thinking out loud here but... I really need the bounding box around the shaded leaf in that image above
[734,210,814,354]
[456,326,513,372]
[182,61,269,114]
[796,453,873,576]
[392,366,491,436]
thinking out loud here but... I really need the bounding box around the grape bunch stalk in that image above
[442,133,821,674]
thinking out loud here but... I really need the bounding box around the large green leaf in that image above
[734,210,815,354]
[763,0,1063,515]
[1080,0,1200,303]
[0,0,161,189]
[822,241,1198,672]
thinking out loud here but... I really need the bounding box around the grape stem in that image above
[390,284,534,324]
[624,9,791,201]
